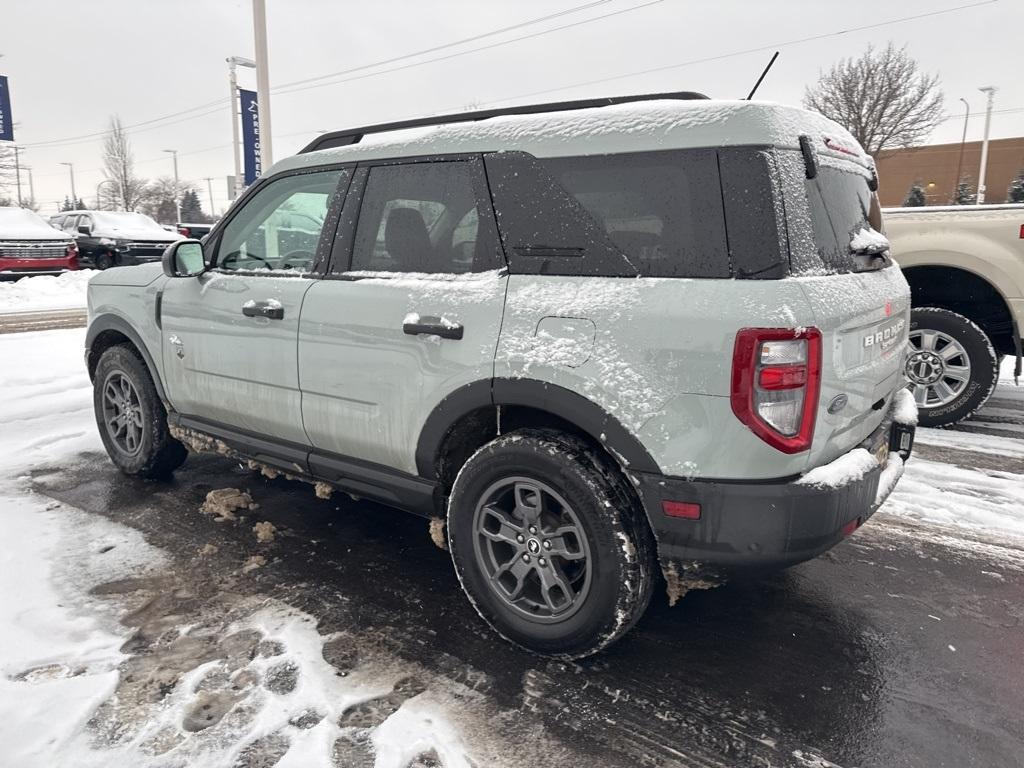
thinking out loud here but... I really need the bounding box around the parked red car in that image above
[0,207,79,278]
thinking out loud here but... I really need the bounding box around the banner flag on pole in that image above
[0,76,14,142]
[239,88,261,185]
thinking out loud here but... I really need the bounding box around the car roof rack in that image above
[299,90,710,154]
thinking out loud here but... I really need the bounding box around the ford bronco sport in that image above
[86,93,916,658]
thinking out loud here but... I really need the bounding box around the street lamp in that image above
[203,176,216,217]
[227,55,256,199]
[976,86,997,205]
[952,98,970,204]
[59,162,76,206]
[162,148,181,224]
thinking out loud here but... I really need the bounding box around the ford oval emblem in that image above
[827,394,849,414]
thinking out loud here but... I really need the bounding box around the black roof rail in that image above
[299,90,710,154]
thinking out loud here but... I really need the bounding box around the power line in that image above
[465,0,1003,107]
[18,0,631,150]
[272,0,616,91]
[272,0,665,98]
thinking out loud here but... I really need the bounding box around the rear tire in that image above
[93,345,187,478]
[906,307,998,428]
[447,429,656,658]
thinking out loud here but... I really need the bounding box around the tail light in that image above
[178,227,191,237]
[731,328,822,454]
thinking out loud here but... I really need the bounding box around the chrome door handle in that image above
[242,300,284,320]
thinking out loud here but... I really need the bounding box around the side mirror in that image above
[162,239,207,278]
[77,225,92,236]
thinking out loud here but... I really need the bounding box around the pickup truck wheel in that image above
[447,429,656,659]
[93,345,187,478]
[906,308,998,428]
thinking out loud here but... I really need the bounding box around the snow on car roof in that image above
[0,206,71,240]
[273,99,870,173]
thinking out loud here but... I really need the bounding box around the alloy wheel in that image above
[906,328,972,409]
[101,371,145,456]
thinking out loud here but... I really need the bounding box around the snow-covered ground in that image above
[0,270,95,314]
[0,328,1021,765]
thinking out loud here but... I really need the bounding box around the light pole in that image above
[23,165,34,204]
[60,162,76,206]
[976,86,997,205]
[252,0,273,170]
[162,148,181,223]
[203,176,216,217]
[952,98,970,204]
[12,144,21,206]
[227,56,256,199]
[96,179,117,210]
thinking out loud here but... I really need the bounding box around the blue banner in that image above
[239,88,261,185]
[0,75,13,142]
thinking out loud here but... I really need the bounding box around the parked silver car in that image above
[85,93,916,657]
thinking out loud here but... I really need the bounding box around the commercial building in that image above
[875,137,1024,206]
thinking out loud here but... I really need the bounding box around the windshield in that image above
[91,211,166,234]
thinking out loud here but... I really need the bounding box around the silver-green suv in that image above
[86,93,916,658]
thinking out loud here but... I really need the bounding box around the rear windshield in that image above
[777,150,888,275]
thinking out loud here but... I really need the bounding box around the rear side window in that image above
[777,150,889,275]
[350,161,499,274]
[485,150,728,278]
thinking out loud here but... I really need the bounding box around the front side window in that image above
[349,161,495,274]
[63,215,79,233]
[216,169,346,273]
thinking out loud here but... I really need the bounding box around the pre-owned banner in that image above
[239,88,261,185]
[0,76,14,142]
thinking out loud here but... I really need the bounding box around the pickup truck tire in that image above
[93,345,188,478]
[447,429,656,659]
[907,307,999,428]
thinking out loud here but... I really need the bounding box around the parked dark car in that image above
[49,210,183,270]
[1,206,79,278]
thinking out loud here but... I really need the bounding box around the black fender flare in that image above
[86,314,168,402]
[415,377,660,480]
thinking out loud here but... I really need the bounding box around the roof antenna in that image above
[745,51,779,100]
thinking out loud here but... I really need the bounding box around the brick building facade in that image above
[875,137,1024,207]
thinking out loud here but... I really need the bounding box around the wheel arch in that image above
[416,378,661,490]
[902,263,1017,356]
[86,315,167,402]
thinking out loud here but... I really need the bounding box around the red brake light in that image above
[731,328,822,454]
[179,227,190,237]
[1019,224,1024,239]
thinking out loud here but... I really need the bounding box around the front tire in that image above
[94,250,115,270]
[906,307,998,428]
[447,429,656,658]
[93,345,187,478]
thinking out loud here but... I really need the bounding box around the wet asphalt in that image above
[32,443,1024,768]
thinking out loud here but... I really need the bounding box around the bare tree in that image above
[139,176,191,224]
[102,115,148,210]
[803,43,944,156]
[0,145,19,201]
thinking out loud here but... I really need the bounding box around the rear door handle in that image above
[242,300,284,320]
[403,315,463,340]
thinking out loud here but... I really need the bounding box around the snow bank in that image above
[0,327,100,476]
[0,269,95,314]
[0,496,166,767]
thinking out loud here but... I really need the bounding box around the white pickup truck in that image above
[884,204,1023,427]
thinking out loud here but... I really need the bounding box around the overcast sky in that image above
[2,0,1020,215]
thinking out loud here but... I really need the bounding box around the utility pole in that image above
[227,56,255,199]
[952,98,970,204]
[203,176,216,217]
[12,144,21,206]
[60,162,76,206]
[252,0,273,169]
[24,165,34,204]
[163,149,180,223]
[976,86,996,205]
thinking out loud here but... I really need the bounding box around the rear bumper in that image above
[0,256,78,275]
[635,417,915,572]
